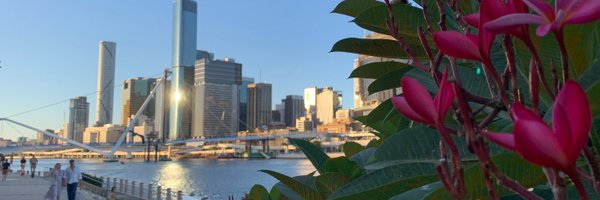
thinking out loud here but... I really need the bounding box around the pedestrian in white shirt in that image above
[65,159,82,200]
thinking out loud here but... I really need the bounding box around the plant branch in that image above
[554,30,569,82]
[502,35,519,103]
[383,0,428,71]
[584,146,600,195]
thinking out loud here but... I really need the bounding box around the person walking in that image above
[44,163,66,200]
[1,160,10,181]
[19,156,26,176]
[30,155,38,178]
[65,159,82,200]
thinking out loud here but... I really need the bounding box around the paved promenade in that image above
[0,172,100,200]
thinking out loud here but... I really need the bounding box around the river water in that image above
[34,158,315,199]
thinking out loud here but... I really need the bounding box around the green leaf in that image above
[328,163,438,200]
[260,170,323,200]
[365,99,395,125]
[269,186,286,200]
[349,61,412,79]
[343,142,365,158]
[367,68,410,94]
[389,182,443,200]
[315,173,352,198]
[353,4,428,42]
[331,0,383,18]
[578,61,600,117]
[514,21,600,83]
[325,157,365,179]
[373,126,475,164]
[424,153,546,199]
[331,38,427,59]
[288,138,330,174]
[249,184,270,200]
[349,147,377,168]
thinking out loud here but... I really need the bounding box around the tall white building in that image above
[95,41,116,126]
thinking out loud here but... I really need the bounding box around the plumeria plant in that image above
[247,0,600,199]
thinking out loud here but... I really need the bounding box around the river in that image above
[33,158,315,199]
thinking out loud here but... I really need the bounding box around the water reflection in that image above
[36,158,315,198]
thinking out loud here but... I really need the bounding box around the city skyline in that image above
[0,1,362,140]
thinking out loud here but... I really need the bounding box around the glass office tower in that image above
[169,0,197,140]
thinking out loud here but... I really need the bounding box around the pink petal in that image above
[511,103,544,123]
[401,77,436,124]
[553,81,591,160]
[483,131,517,151]
[566,0,600,24]
[464,13,480,27]
[391,96,430,125]
[481,0,512,20]
[433,31,482,61]
[522,0,556,18]
[536,23,553,36]
[551,104,575,158]
[509,0,528,13]
[514,119,570,169]
[485,13,547,33]
[556,0,577,12]
[433,70,455,121]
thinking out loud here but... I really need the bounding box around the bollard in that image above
[106,177,111,189]
[113,178,117,190]
[131,181,136,195]
[38,171,41,177]
[119,179,124,192]
[148,184,153,199]
[157,186,162,200]
[139,182,144,197]
[177,191,183,200]
[124,180,129,193]
[166,188,172,200]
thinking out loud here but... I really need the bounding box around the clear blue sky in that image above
[0,1,363,140]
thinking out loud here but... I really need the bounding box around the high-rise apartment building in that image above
[284,95,304,127]
[239,77,254,131]
[316,87,342,124]
[192,50,242,138]
[95,41,116,126]
[354,33,401,116]
[247,83,272,132]
[169,0,197,140]
[121,77,157,126]
[68,96,89,143]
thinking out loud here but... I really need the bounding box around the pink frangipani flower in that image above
[485,0,600,36]
[484,80,591,196]
[391,70,455,126]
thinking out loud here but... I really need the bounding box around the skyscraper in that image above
[170,0,197,140]
[247,83,272,132]
[192,51,242,138]
[121,77,157,126]
[316,87,342,124]
[68,96,89,143]
[95,41,116,126]
[284,95,304,127]
[239,77,254,131]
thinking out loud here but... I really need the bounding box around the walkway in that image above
[0,172,100,200]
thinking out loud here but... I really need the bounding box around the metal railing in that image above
[40,168,185,200]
